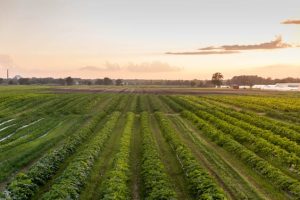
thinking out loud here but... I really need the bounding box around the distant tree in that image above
[81,80,92,85]
[0,78,3,84]
[8,80,14,85]
[211,72,223,87]
[230,75,264,86]
[103,77,113,85]
[95,79,104,85]
[57,78,66,85]
[115,79,123,86]
[190,80,196,87]
[65,77,74,85]
[18,78,31,85]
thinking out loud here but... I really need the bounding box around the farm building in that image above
[239,85,251,89]
[220,85,230,88]
[275,83,300,91]
[253,83,300,91]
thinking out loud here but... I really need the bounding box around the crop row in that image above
[217,95,300,112]
[0,117,42,141]
[101,112,135,200]
[198,97,300,140]
[206,96,300,123]
[169,115,262,200]
[181,110,300,198]
[41,112,121,199]
[172,97,300,173]
[0,118,51,145]
[182,96,300,159]
[140,112,177,199]
[155,112,226,200]
[0,94,53,116]
[0,118,58,152]
[3,95,123,200]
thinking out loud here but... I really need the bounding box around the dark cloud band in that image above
[166,36,294,55]
[281,20,300,24]
[166,50,239,55]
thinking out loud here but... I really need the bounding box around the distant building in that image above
[252,85,266,89]
[220,85,230,88]
[232,85,239,89]
[239,85,251,89]
[253,83,300,91]
[275,83,300,91]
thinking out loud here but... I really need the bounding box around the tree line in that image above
[0,74,299,87]
[0,77,123,86]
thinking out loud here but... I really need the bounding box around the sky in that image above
[0,0,299,80]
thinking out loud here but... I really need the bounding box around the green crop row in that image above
[155,112,226,200]
[0,118,58,152]
[3,95,123,200]
[140,112,177,199]
[101,112,135,200]
[183,96,300,159]
[41,112,121,200]
[181,110,300,198]
[172,97,300,172]
[198,97,300,141]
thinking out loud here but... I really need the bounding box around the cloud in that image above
[166,36,295,55]
[281,19,300,24]
[79,61,182,73]
[199,36,291,51]
[79,62,120,71]
[166,50,239,55]
[126,61,182,72]
[0,55,14,68]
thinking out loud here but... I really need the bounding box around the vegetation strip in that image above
[3,96,122,199]
[172,96,300,174]
[40,112,121,199]
[184,96,300,159]
[140,112,177,199]
[169,115,265,200]
[100,112,135,200]
[155,112,226,200]
[181,110,300,198]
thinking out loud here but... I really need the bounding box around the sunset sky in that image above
[0,0,299,79]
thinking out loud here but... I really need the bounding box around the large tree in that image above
[211,72,223,87]
[95,79,104,85]
[103,77,113,85]
[115,79,123,86]
[65,76,74,85]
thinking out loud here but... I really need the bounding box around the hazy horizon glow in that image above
[0,0,300,80]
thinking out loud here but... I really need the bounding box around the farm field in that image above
[0,86,300,200]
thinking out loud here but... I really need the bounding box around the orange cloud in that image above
[80,62,120,71]
[167,36,294,55]
[126,61,182,72]
[79,61,182,73]
[199,36,291,51]
[281,19,300,24]
[166,50,239,55]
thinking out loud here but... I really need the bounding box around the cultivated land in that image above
[0,86,300,200]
